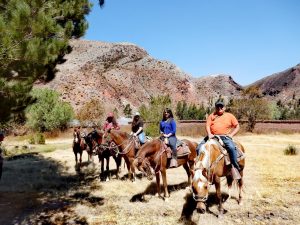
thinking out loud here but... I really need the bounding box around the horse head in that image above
[73,128,81,144]
[190,167,210,213]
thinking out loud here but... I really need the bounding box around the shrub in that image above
[36,133,45,145]
[26,88,74,132]
[28,135,35,144]
[284,145,298,155]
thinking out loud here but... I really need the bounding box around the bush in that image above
[28,135,35,144]
[26,88,74,132]
[36,133,45,145]
[284,145,298,155]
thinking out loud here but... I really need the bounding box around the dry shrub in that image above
[284,144,298,155]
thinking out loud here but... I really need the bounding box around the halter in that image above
[192,140,226,202]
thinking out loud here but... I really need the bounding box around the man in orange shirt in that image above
[196,101,241,171]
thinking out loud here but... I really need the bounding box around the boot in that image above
[170,158,178,168]
[231,166,241,180]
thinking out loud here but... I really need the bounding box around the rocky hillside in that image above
[248,64,300,102]
[36,39,298,115]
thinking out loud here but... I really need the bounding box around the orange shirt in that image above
[207,112,239,135]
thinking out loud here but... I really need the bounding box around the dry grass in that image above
[0,133,300,224]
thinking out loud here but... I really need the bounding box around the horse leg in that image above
[79,151,82,167]
[237,171,244,205]
[129,158,136,182]
[183,162,191,185]
[105,156,110,181]
[215,177,224,216]
[161,168,169,199]
[226,175,234,200]
[113,155,122,179]
[155,172,161,198]
[124,157,132,180]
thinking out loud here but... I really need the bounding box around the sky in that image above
[84,0,300,86]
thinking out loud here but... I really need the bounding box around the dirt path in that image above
[0,134,299,224]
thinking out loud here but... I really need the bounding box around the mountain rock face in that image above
[248,64,300,102]
[36,39,298,114]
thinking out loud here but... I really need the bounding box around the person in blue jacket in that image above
[160,108,178,168]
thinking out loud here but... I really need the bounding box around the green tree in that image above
[123,104,132,118]
[26,88,74,132]
[0,0,92,124]
[139,95,172,136]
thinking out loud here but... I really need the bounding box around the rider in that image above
[130,112,146,145]
[103,112,120,132]
[196,101,241,173]
[160,108,178,168]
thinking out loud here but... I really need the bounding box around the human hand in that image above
[208,134,214,139]
[133,133,137,137]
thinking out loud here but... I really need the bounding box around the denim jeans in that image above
[219,136,240,170]
[138,132,146,144]
[196,136,209,155]
[168,136,177,159]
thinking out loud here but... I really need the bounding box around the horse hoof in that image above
[164,197,169,202]
[106,177,109,182]
[238,200,243,205]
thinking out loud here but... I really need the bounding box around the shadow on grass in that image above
[0,152,104,225]
[180,191,230,223]
[130,181,190,202]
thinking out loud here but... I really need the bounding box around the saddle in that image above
[163,138,190,158]
[212,137,245,165]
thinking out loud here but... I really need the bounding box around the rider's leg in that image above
[168,136,178,168]
[196,136,209,156]
[220,136,241,171]
[138,132,146,145]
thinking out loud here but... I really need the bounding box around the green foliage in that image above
[26,88,74,132]
[28,135,35,144]
[0,0,92,124]
[36,133,45,144]
[176,101,206,120]
[77,98,105,126]
[227,87,272,132]
[139,95,172,137]
[123,104,132,118]
[284,145,298,155]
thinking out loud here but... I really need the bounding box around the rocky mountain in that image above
[248,64,300,102]
[36,39,298,115]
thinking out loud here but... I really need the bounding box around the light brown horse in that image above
[72,128,87,168]
[191,138,245,216]
[133,138,197,199]
[104,130,138,181]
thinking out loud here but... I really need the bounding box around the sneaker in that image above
[169,159,178,168]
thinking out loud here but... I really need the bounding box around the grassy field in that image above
[0,133,299,224]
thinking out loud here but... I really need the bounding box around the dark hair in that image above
[162,108,174,120]
[132,115,142,128]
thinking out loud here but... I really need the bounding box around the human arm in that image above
[206,115,214,139]
[228,124,239,138]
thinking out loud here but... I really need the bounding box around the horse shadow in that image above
[130,181,189,202]
[180,192,230,222]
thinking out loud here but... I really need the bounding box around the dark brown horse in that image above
[133,138,197,199]
[85,129,122,181]
[104,130,139,181]
[72,128,87,168]
[190,138,245,216]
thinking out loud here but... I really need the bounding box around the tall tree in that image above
[0,0,92,125]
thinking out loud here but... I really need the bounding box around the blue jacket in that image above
[160,118,176,136]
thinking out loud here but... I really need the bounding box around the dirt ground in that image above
[0,133,300,225]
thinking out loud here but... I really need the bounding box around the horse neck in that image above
[137,140,160,160]
[110,131,127,145]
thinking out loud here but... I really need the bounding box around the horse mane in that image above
[110,130,130,139]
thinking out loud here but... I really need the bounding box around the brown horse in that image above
[133,138,197,199]
[191,138,245,216]
[85,129,122,181]
[72,128,88,168]
[104,130,139,181]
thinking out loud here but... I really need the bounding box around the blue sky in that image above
[84,0,300,86]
